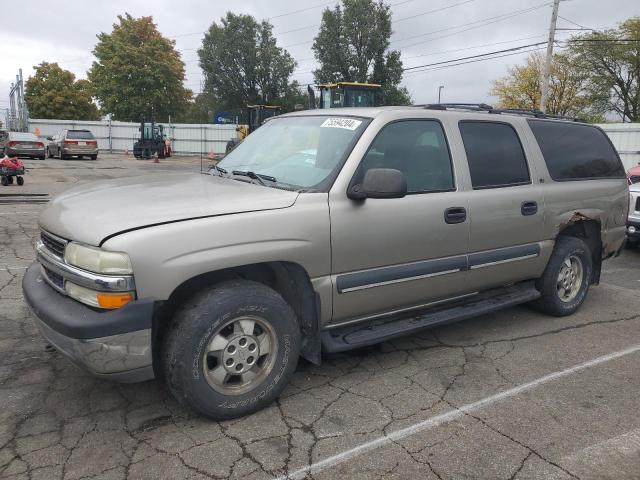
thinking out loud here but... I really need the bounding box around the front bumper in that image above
[22,263,155,382]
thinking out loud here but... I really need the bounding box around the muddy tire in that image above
[531,236,593,317]
[162,280,300,419]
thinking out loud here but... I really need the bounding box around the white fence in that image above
[28,118,237,156]
[596,123,640,171]
[27,118,640,168]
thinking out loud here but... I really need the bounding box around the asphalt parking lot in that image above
[1,154,640,479]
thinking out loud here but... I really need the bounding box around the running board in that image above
[321,282,541,353]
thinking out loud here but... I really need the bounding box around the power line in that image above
[268,1,337,20]
[403,42,548,71]
[394,2,550,49]
[404,46,550,76]
[282,0,480,48]
[401,34,548,61]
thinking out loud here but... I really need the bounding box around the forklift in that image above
[307,82,382,109]
[133,117,172,159]
[225,105,282,154]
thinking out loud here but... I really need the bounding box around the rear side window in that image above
[67,130,95,140]
[527,120,625,181]
[459,121,530,189]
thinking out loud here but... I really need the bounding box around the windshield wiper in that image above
[231,170,277,186]
[209,164,228,177]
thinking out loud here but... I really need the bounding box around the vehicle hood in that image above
[39,172,299,245]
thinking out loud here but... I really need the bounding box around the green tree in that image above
[88,14,189,122]
[175,92,217,124]
[568,17,640,122]
[25,62,100,120]
[490,52,597,119]
[312,0,411,105]
[199,13,297,110]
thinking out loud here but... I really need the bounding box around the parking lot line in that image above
[277,343,640,480]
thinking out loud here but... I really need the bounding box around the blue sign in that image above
[214,111,235,124]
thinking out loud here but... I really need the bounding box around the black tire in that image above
[16,176,24,186]
[39,155,45,160]
[0,176,7,186]
[531,236,593,317]
[163,280,300,419]
[90,155,97,160]
[47,148,54,158]
[60,153,68,160]
[7,176,13,185]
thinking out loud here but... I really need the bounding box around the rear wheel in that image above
[162,280,300,419]
[1,176,8,186]
[16,176,24,186]
[60,152,68,160]
[531,236,593,316]
[7,176,13,185]
[90,155,97,160]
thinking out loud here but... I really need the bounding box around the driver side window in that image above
[355,120,455,193]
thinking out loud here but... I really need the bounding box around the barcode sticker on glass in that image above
[320,118,362,130]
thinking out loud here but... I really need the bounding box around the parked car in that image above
[628,166,640,247]
[23,106,628,419]
[0,129,8,156]
[2,131,45,159]
[47,129,98,160]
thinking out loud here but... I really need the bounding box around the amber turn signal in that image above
[96,292,135,309]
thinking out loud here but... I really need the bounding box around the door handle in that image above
[444,207,467,224]
[521,201,538,216]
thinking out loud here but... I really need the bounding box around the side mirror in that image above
[348,168,407,200]
[46,136,53,141]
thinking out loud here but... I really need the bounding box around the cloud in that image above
[1,0,637,112]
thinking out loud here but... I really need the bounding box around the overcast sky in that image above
[1,0,637,116]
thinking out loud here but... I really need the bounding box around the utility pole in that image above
[438,85,444,104]
[540,0,560,113]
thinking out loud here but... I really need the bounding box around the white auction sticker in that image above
[320,118,363,130]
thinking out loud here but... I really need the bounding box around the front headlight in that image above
[64,242,133,275]
[65,282,135,309]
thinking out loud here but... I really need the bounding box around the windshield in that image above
[217,115,369,190]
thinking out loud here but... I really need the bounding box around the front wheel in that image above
[531,236,593,316]
[16,176,24,186]
[162,280,300,419]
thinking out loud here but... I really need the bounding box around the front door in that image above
[329,119,471,324]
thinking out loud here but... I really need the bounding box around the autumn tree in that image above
[88,14,189,122]
[312,0,411,106]
[199,13,297,111]
[568,17,640,122]
[490,52,593,118]
[25,62,100,120]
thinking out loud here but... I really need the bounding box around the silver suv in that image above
[47,129,98,160]
[22,106,629,419]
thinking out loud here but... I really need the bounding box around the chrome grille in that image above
[42,266,64,290]
[40,231,67,258]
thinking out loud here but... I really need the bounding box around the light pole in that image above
[438,85,444,104]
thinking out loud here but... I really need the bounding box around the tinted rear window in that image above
[459,121,530,189]
[9,132,38,141]
[67,130,95,139]
[528,120,625,181]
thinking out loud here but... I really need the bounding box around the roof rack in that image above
[424,103,493,111]
[421,103,584,122]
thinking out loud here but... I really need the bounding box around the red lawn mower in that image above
[0,156,25,186]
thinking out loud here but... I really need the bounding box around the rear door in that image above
[457,120,548,291]
[329,119,471,324]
